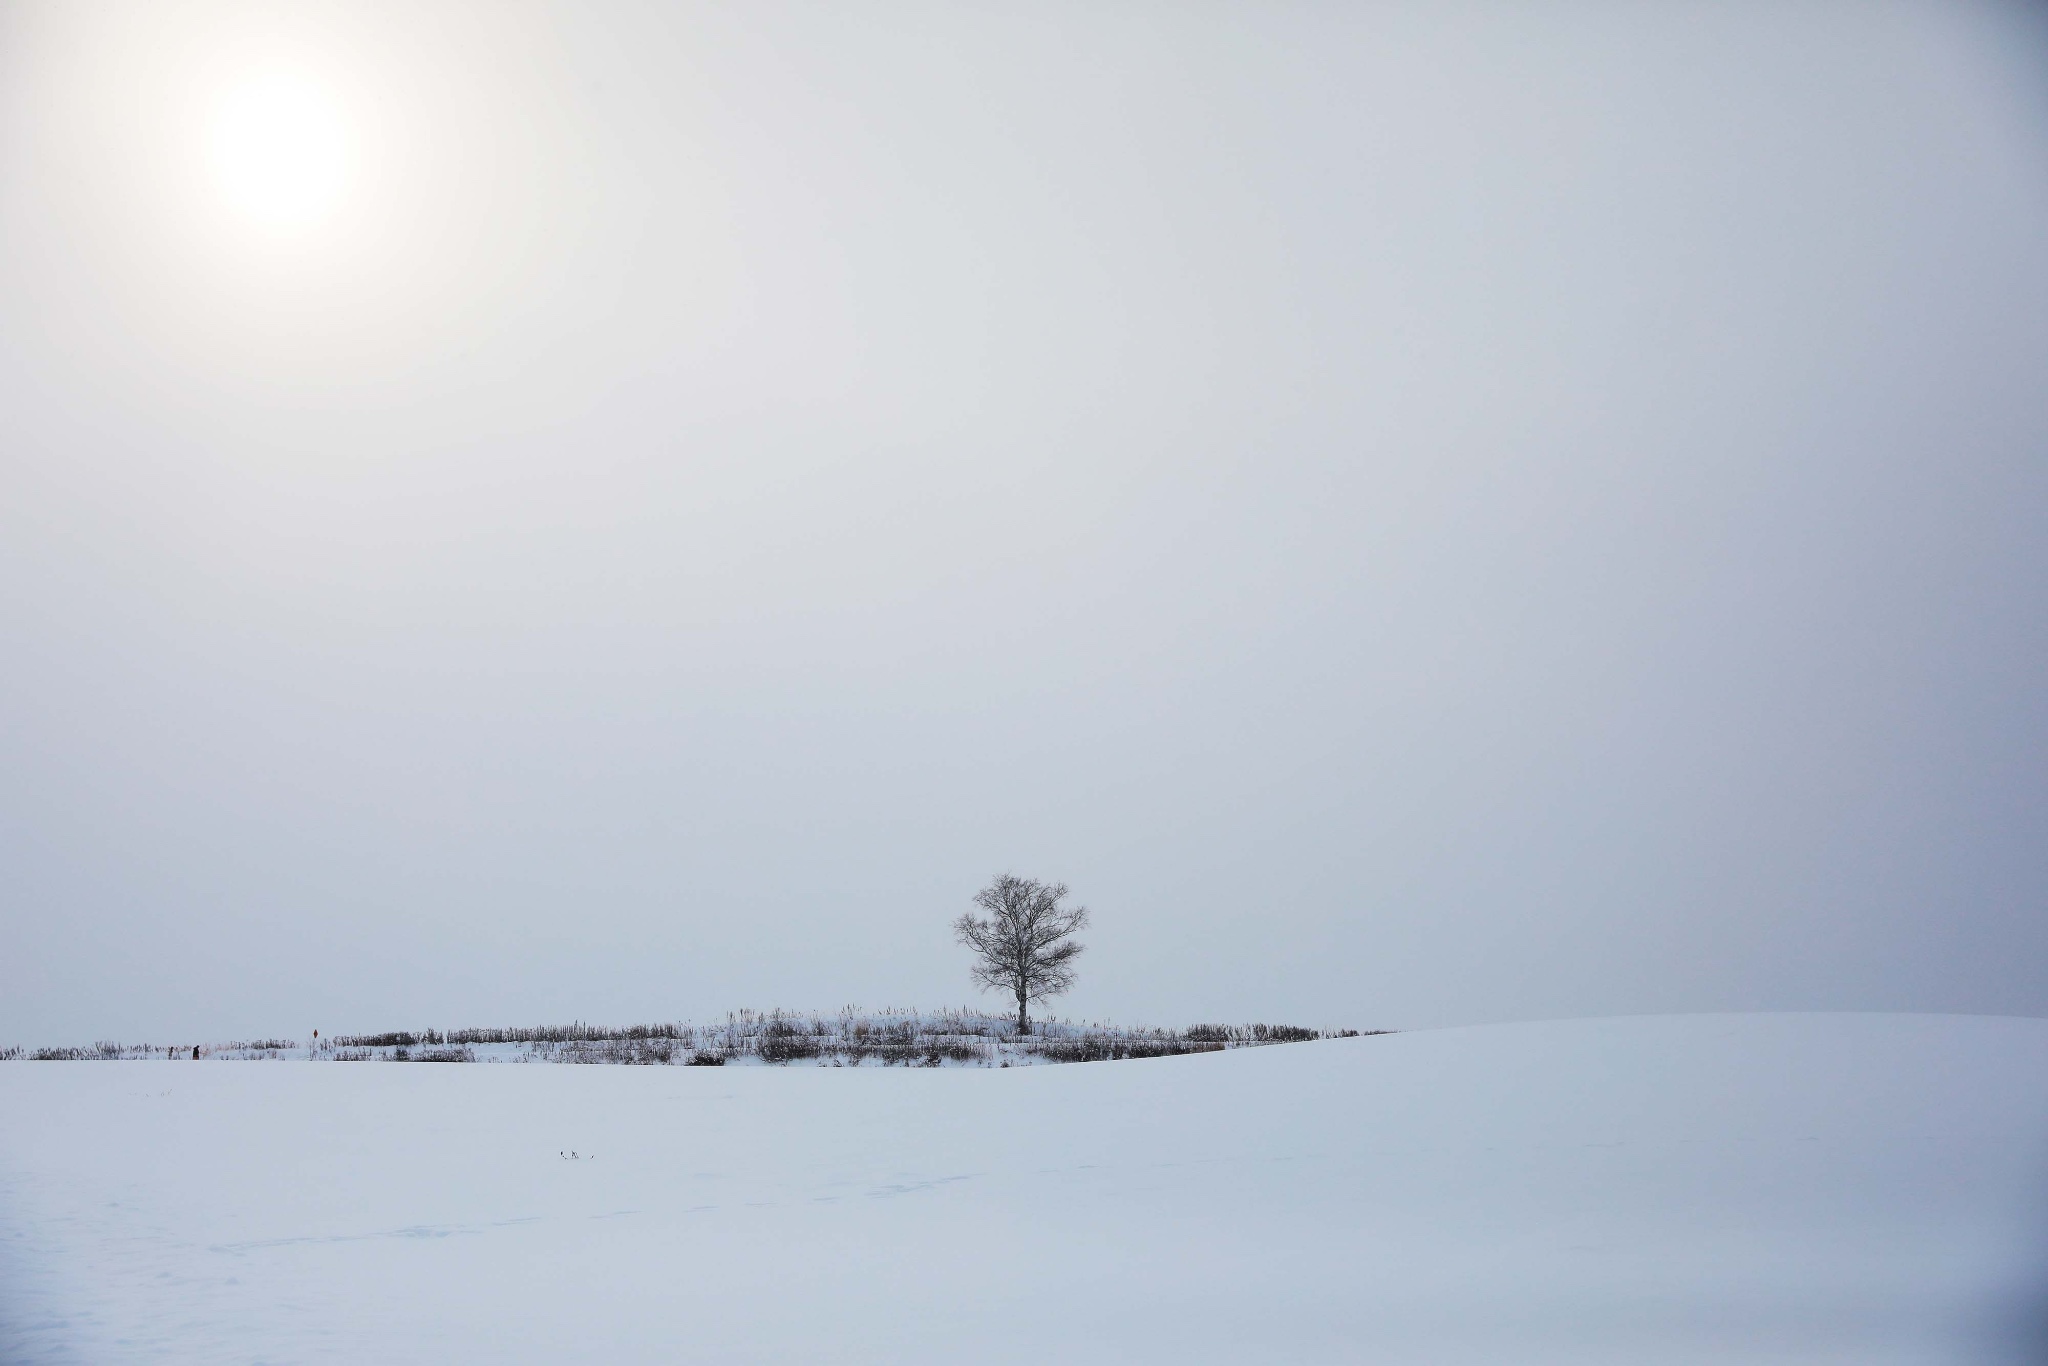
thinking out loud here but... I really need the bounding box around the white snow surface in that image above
[4,1012,2046,1364]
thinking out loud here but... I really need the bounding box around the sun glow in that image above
[207,74,349,230]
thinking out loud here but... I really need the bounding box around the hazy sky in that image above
[3,0,2045,1043]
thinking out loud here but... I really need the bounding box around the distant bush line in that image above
[8,1010,1388,1068]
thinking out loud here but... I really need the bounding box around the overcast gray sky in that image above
[3,0,2045,1044]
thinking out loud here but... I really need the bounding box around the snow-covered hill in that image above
[4,1013,2045,1364]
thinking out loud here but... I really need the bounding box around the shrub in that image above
[446,1027,511,1045]
[1025,1036,1227,1063]
[1027,1038,1114,1064]
[1248,1024,1319,1044]
[27,1043,138,1060]
[558,1039,674,1065]
[449,1021,691,1045]
[1138,1039,1225,1058]
[758,1023,822,1063]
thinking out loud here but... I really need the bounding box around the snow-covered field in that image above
[4,1013,2045,1364]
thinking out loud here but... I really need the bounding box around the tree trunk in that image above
[1016,992,1029,1037]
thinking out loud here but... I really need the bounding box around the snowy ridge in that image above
[2,1008,1372,1067]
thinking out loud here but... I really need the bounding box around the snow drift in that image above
[4,1013,2045,1363]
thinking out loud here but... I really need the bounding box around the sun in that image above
[207,74,349,230]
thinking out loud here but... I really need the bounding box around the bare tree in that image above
[953,874,1089,1036]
